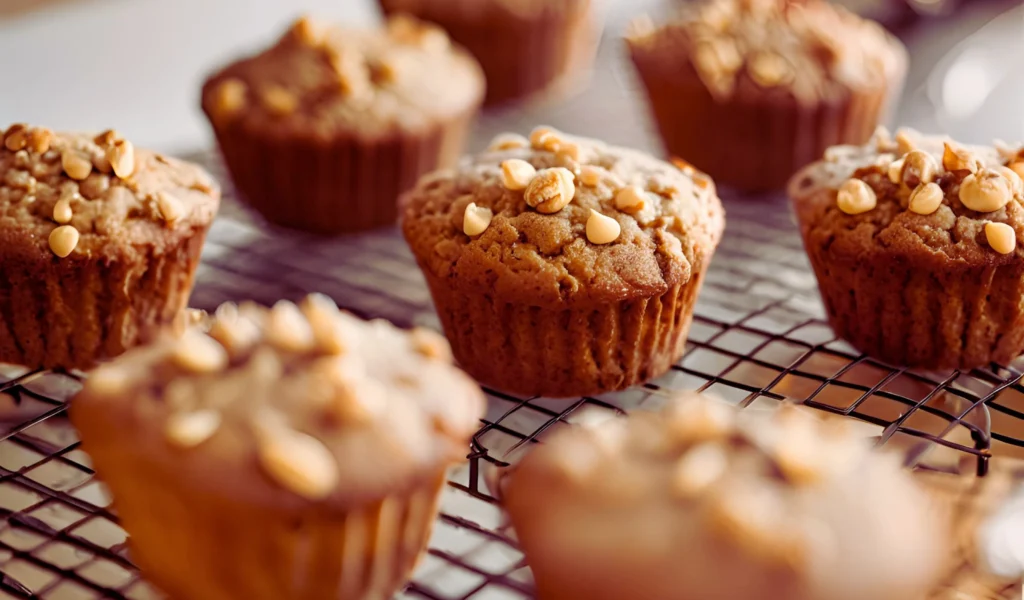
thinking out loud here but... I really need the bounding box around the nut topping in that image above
[887,157,905,184]
[463,202,493,236]
[48,225,79,258]
[166,410,222,448]
[257,428,339,500]
[27,128,53,154]
[3,124,28,151]
[985,222,1016,255]
[524,167,576,214]
[895,130,916,156]
[487,133,529,152]
[260,86,298,117]
[836,178,876,215]
[579,165,604,187]
[672,443,728,499]
[61,150,93,181]
[997,165,1023,197]
[942,142,981,174]
[899,150,939,188]
[301,294,348,355]
[211,78,248,122]
[266,300,316,353]
[107,140,136,179]
[959,169,1012,212]
[410,327,452,361]
[907,182,943,215]
[500,159,537,191]
[614,186,647,214]
[586,210,621,245]
[748,52,793,88]
[52,198,73,224]
[156,191,185,224]
[172,331,229,374]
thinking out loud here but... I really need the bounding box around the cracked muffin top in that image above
[0,124,219,261]
[400,127,725,307]
[790,128,1024,269]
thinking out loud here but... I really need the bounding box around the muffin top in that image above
[73,295,485,508]
[790,128,1024,268]
[626,0,905,103]
[503,394,947,600]
[401,127,725,307]
[0,124,219,261]
[201,15,484,139]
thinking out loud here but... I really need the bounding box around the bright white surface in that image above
[0,0,378,153]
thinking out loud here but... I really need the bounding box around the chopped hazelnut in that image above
[748,52,793,88]
[257,429,339,500]
[524,167,576,214]
[289,15,328,46]
[172,331,229,374]
[300,294,347,354]
[93,129,121,147]
[27,128,53,154]
[487,133,529,152]
[500,159,537,191]
[579,165,604,187]
[942,142,981,174]
[586,209,621,245]
[895,130,915,155]
[886,157,905,184]
[266,300,316,353]
[836,178,876,215]
[165,410,222,448]
[529,126,558,150]
[671,443,728,499]
[53,198,73,224]
[48,225,80,258]
[211,78,248,122]
[959,169,1012,212]
[997,165,1023,197]
[556,141,582,162]
[61,150,93,181]
[670,156,696,175]
[157,191,185,225]
[985,222,1016,255]
[208,303,262,357]
[410,327,452,361]
[1010,161,1024,183]
[463,202,493,236]
[3,124,28,151]
[107,140,136,179]
[260,86,298,117]
[900,150,939,188]
[614,185,647,214]
[907,182,944,216]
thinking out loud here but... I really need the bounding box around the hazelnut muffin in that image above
[0,124,219,371]
[71,295,484,600]
[790,129,1024,369]
[503,393,948,600]
[627,0,907,192]
[401,127,724,398]
[378,0,602,106]
[201,15,484,234]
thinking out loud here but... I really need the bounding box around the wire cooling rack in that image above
[5,0,1024,596]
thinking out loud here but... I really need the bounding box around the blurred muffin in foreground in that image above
[627,0,907,192]
[201,15,484,234]
[0,124,219,370]
[401,127,724,397]
[378,0,602,106]
[503,393,948,600]
[71,295,484,600]
[790,129,1024,369]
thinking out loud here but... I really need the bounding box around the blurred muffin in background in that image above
[627,0,907,192]
[0,124,219,370]
[71,295,484,600]
[378,0,602,107]
[401,127,724,398]
[201,15,484,234]
[790,129,1024,370]
[503,393,949,600]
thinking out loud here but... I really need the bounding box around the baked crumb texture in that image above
[71,295,484,599]
[378,0,600,106]
[626,0,908,191]
[201,15,484,234]
[402,127,725,397]
[504,392,948,600]
[0,124,220,370]
[791,128,1024,369]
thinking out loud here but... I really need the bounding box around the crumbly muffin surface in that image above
[504,394,947,600]
[791,128,1024,267]
[74,296,484,508]
[401,128,725,307]
[0,124,219,260]
[626,0,904,102]
[202,15,484,138]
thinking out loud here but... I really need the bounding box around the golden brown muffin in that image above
[378,0,601,106]
[401,127,725,397]
[627,0,907,192]
[503,393,949,600]
[0,124,219,371]
[201,15,484,234]
[790,128,1024,370]
[71,295,485,600]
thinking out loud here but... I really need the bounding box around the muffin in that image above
[502,393,949,600]
[378,0,602,106]
[401,127,724,398]
[0,124,219,371]
[70,295,484,600]
[790,128,1024,369]
[201,15,484,234]
[626,0,907,192]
